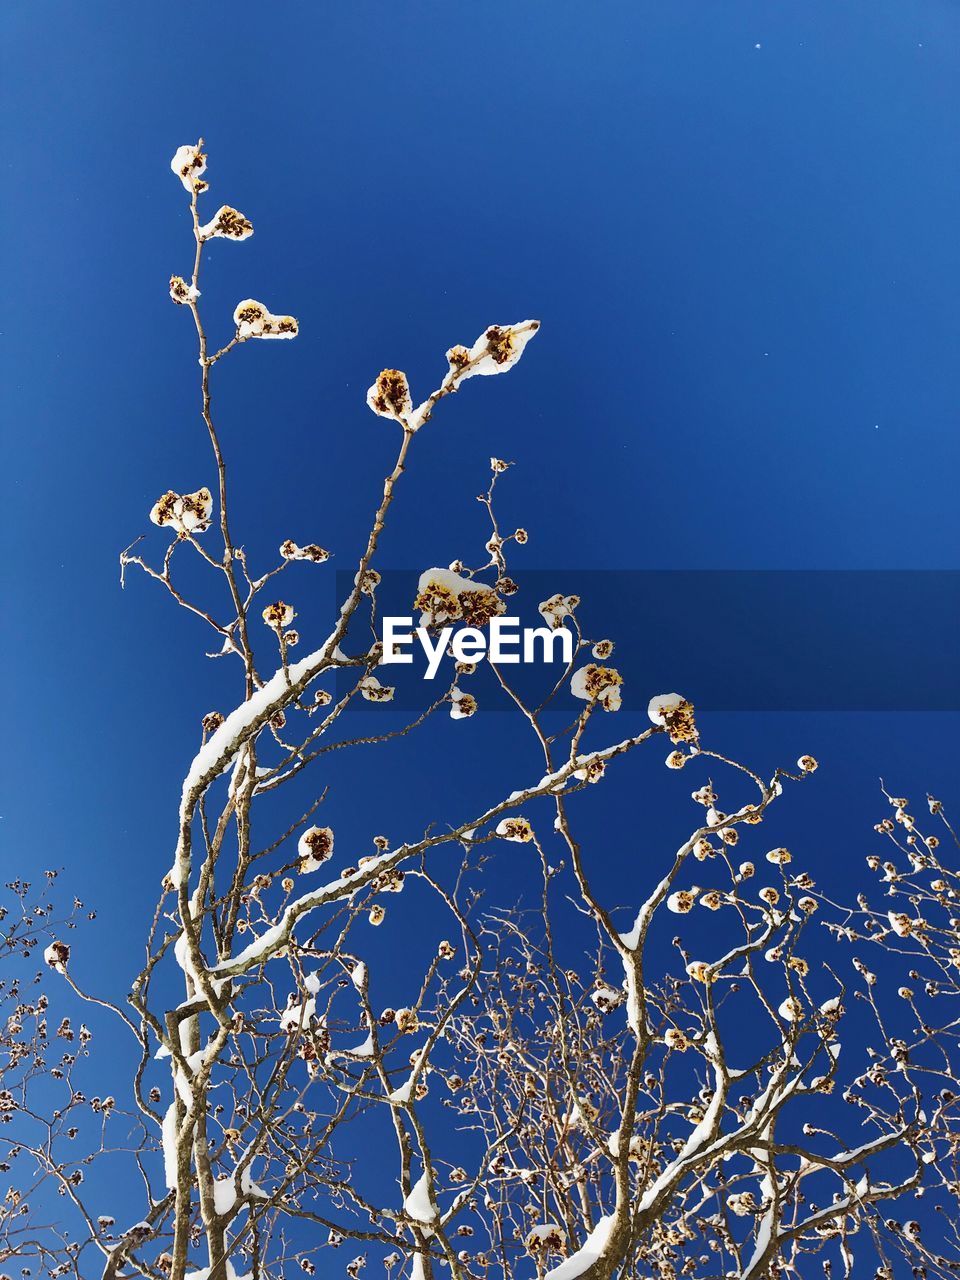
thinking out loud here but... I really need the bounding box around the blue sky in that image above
[2,2,959,1237]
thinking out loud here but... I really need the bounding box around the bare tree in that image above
[5,140,958,1280]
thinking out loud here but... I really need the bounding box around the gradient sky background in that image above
[2,0,959,1253]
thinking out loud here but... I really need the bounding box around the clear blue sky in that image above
[2,0,958,1154]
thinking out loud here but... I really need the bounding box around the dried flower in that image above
[525,1225,566,1257]
[44,940,70,972]
[366,369,413,423]
[169,275,199,305]
[591,984,624,1012]
[574,757,606,784]
[443,321,540,386]
[778,997,803,1022]
[413,568,497,628]
[170,142,207,193]
[686,961,713,984]
[647,693,697,743]
[299,826,334,872]
[280,540,329,563]
[262,601,295,629]
[233,299,299,340]
[150,487,213,536]
[359,676,395,702]
[395,1008,419,1034]
[887,911,913,938]
[571,664,623,712]
[450,689,477,720]
[198,205,253,241]
[727,1192,759,1217]
[459,588,505,627]
[538,592,579,630]
[496,817,533,843]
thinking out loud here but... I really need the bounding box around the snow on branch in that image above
[11,138,957,1280]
